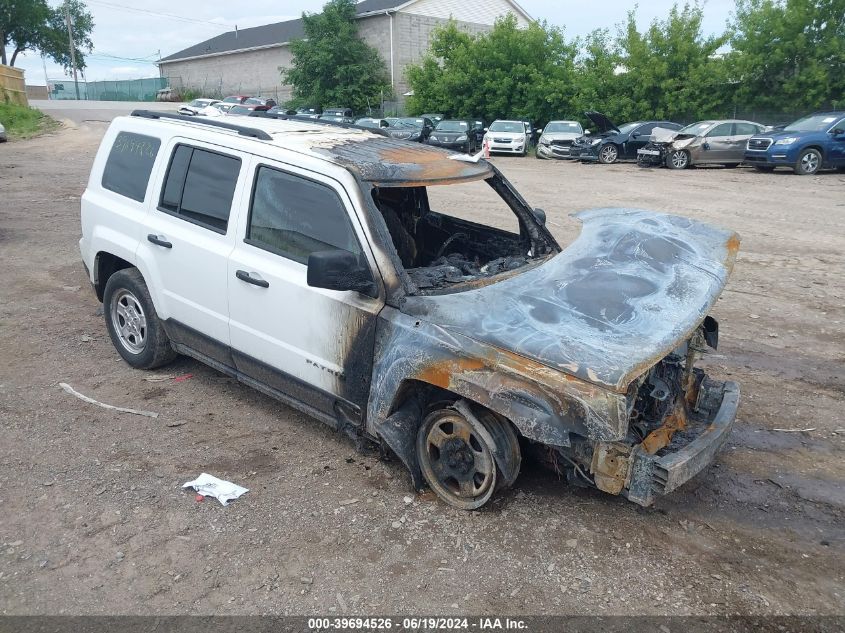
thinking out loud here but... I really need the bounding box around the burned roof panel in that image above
[311,136,494,186]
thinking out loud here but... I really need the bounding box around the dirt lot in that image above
[1,123,843,617]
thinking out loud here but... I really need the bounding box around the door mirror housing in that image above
[307,250,378,297]
[832,128,845,136]
[532,208,547,226]
[584,130,591,135]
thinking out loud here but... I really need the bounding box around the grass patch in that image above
[0,102,59,140]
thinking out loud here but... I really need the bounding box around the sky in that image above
[11,0,738,86]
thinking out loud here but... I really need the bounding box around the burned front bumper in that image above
[625,379,739,506]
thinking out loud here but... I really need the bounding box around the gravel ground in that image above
[0,123,843,616]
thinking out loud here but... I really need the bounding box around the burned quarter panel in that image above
[367,307,629,447]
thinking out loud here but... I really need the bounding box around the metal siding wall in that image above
[402,0,530,26]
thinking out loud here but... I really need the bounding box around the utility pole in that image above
[64,3,80,100]
[41,55,50,99]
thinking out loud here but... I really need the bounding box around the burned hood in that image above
[401,209,739,392]
[585,111,620,134]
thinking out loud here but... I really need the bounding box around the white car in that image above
[78,110,741,510]
[483,120,528,156]
[0,121,6,142]
[178,98,220,116]
[536,120,585,159]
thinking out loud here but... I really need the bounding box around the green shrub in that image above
[0,103,58,139]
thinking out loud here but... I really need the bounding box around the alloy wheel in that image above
[110,289,147,354]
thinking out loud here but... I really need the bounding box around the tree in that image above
[283,0,392,112]
[610,3,729,122]
[406,15,578,125]
[728,0,845,112]
[0,0,93,70]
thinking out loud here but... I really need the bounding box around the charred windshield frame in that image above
[362,166,560,297]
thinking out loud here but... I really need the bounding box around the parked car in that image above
[320,114,355,124]
[178,99,219,116]
[211,103,234,114]
[483,120,529,156]
[320,107,354,122]
[744,111,845,175]
[355,117,391,130]
[637,120,766,169]
[244,97,277,109]
[420,113,444,124]
[427,119,477,153]
[386,117,434,142]
[81,110,740,510]
[570,112,682,164]
[266,106,298,116]
[0,121,6,142]
[296,106,322,119]
[536,120,585,159]
[221,95,251,105]
[227,104,270,116]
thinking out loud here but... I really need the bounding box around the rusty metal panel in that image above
[399,209,740,393]
[312,136,494,186]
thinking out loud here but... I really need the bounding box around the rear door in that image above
[138,139,247,366]
[227,156,383,423]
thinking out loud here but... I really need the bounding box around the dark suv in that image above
[744,112,845,175]
[427,119,478,153]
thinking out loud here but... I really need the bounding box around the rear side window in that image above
[101,132,160,202]
[246,166,361,264]
[158,145,241,233]
[735,122,761,135]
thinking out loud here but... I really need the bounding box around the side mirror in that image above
[631,132,641,138]
[585,130,591,135]
[307,250,378,297]
[483,127,488,132]
[832,128,845,136]
[532,208,547,226]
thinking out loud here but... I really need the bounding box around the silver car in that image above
[658,120,766,169]
[536,120,584,159]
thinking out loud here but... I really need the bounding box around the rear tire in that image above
[794,148,821,175]
[103,269,177,370]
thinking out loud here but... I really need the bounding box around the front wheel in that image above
[668,149,690,169]
[598,144,619,164]
[794,148,821,175]
[103,269,177,369]
[416,405,520,510]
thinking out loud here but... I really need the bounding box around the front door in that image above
[624,123,657,158]
[139,139,247,365]
[227,157,383,424]
[701,122,735,162]
[827,117,845,166]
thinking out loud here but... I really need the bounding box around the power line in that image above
[85,0,234,29]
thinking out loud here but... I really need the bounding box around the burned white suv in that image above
[80,110,740,509]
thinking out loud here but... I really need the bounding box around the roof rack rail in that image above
[130,110,273,141]
[249,111,391,137]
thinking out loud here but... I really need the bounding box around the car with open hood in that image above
[637,120,766,169]
[570,112,682,164]
[80,110,741,510]
[744,111,845,175]
[536,120,585,159]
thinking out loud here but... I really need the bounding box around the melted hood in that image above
[402,209,739,392]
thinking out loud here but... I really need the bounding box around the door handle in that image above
[236,270,269,288]
[147,234,172,249]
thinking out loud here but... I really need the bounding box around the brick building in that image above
[157,0,531,105]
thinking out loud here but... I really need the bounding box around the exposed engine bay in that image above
[370,178,553,293]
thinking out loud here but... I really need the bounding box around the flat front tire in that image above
[103,268,177,369]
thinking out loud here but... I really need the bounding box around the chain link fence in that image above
[48,77,168,101]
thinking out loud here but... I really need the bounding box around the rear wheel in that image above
[416,405,520,510]
[668,149,690,169]
[103,269,176,369]
[598,144,619,164]
[794,148,821,175]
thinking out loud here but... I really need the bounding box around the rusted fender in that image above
[400,208,740,393]
[366,307,630,448]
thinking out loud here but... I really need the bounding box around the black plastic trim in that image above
[131,109,273,141]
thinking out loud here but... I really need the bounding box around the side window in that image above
[734,122,759,136]
[101,132,161,202]
[158,144,241,233]
[634,124,656,137]
[246,166,361,264]
[706,123,733,137]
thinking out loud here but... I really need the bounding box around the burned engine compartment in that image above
[371,179,553,293]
